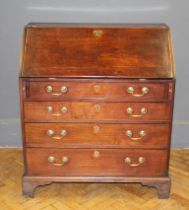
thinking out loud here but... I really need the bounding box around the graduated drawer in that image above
[25,123,170,148]
[24,102,172,122]
[26,148,168,177]
[26,81,171,101]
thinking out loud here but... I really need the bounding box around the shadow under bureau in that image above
[19,23,175,198]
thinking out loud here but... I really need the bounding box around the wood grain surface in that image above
[20,24,174,79]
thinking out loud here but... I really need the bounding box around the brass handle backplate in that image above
[126,107,147,118]
[48,156,69,166]
[47,106,68,116]
[46,85,68,96]
[124,157,145,167]
[127,86,149,97]
[126,130,146,141]
[60,129,68,137]
[61,106,68,113]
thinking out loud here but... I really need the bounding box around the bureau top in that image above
[20,23,175,79]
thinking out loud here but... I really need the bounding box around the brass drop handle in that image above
[47,129,68,140]
[126,130,146,141]
[124,157,145,167]
[46,85,68,96]
[47,106,68,116]
[126,107,147,117]
[127,86,149,97]
[48,156,69,166]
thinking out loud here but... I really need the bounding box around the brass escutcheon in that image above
[94,85,101,92]
[93,150,100,158]
[93,29,103,37]
[94,104,101,112]
[93,125,100,133]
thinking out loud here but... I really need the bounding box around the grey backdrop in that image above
[0,0,188,147]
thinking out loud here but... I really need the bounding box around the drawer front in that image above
[26,148,168,177]
[24,102,171,122]
[26,81,169,101]
[25,123,170,148]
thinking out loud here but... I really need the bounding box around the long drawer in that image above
[25,123,170,148]
[26,148,168,177]
[26,81,171,101]
[24,102,171,122]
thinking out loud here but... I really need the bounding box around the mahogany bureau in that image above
[19,23,175,198]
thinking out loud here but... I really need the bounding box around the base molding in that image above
[22,176,171,199]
